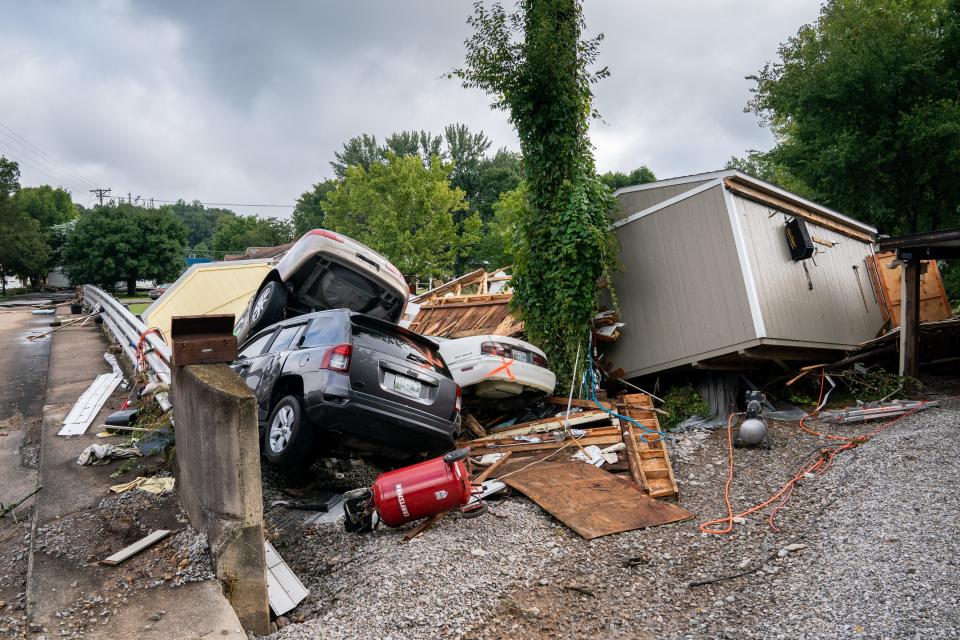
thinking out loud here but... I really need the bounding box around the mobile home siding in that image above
[732,195,883,346]
[612,181,713,223]
[610,185,757,376]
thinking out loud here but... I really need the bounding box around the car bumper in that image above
[303,386,460,460]
[448,355,557,397]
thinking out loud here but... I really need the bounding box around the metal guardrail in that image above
[82,285,171,385]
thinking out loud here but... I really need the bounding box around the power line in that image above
[146,197,295,208]
[0,121,97,189]
[0,139,90,193]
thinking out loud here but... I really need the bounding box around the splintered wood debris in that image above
[407,268,522,338]
[463,393,686,538]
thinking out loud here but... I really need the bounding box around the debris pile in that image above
[407,268,521,338]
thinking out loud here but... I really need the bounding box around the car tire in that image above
[262,395,313,467]
[249,280,287,335]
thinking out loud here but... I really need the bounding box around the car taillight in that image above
[480,341,511,358]
[385,263,403,279]
[309,229,344,243]
[455,385,462,413]
[532,353,548,368]
[322,344,352,372]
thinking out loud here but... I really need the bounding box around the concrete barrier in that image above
[171,363,270,635]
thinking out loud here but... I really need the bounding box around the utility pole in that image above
[90,188,111,206]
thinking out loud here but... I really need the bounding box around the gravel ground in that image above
[0,516,31,638]
[260,391,960,640]
[31,488,215,638]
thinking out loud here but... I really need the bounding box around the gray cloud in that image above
[0,0,820,215]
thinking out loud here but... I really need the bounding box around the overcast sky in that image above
[0,0,820,216]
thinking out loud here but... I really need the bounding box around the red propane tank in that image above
[371,448,472,527]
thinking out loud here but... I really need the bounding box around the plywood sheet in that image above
[867,252,950,327]
[503,461,692,539]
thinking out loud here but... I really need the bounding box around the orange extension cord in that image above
[699,370,923,535]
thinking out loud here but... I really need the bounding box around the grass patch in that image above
[128,302,151,314]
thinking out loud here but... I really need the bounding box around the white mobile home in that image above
[606,170,885,378]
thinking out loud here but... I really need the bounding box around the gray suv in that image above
[232,309,462,467]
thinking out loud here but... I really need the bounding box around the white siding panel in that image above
[733,195,884,346]
[612,181,712,222]
[609,185,756,377]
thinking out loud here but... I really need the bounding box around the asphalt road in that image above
[0,307,51,522]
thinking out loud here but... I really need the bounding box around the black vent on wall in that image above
[784,217,815,261]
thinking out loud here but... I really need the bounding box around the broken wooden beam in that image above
[100,529,172,566]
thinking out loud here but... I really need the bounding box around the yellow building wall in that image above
[141,260,273,340]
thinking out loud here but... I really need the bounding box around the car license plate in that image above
[393,375,422,398]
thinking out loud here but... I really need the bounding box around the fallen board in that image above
[100,529,171,565]
[265,540,310,616]
[503,461,692,540]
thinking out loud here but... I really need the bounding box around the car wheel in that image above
[249,280,287,334]
[263,395,312,466]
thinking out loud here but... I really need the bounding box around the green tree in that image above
[0,156,21,198]
[384,130,443,163]
[747,0,960,234]
[323,153,474,278]
[455,0,617,385]
[331,134,382,179]
[598,166,656,191]
[62,204,188,295]
[7,185,77,288]
[161,200,236,248]
[471,148,524,221]
[0,159,51,294]
[211,214,294,255]
[477,181,532,268]
[291,179,337,236]
[444,123,492,198]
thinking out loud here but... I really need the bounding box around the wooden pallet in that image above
[616,394,679,500]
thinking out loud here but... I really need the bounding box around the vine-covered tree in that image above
[322,153,480,278]
[63,204,188,294]
[747,0,960,235]
[455,0,617,385]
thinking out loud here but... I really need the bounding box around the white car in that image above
[234,229,409,344]
[437,335,556,401]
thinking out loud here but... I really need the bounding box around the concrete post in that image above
[171,363,271,635]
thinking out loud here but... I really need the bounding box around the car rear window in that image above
[301,316,346,348]
[351,322,449,374]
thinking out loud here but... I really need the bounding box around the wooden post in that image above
[899,257,921,377]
